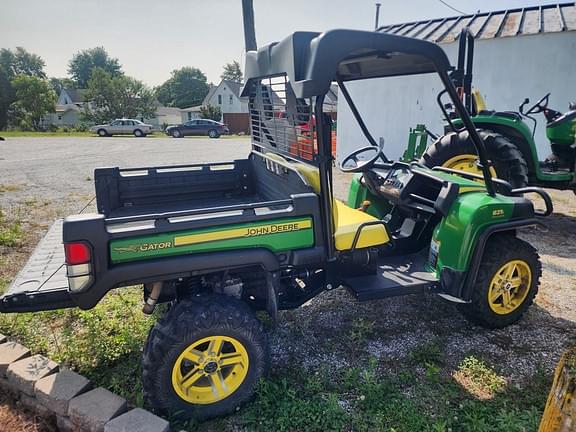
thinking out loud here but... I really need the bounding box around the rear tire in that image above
[142,295,269,420]
[208,129,220,139]
[97,129,108,137]
[457,234,540,329]
[421,130,529,188]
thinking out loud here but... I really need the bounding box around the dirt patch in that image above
[0,392,55,432]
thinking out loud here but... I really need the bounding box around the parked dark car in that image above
[165,119,229,138]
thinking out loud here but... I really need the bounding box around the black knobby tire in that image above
[421,129,529,188]
[142,295,269,420]
[457,234,541,329]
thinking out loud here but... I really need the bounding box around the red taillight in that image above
[65,242,91,265]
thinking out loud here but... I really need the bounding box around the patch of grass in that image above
[348,317,375,343]
[453,356,507,400]
[409,338,445,366]
[0,131,93,137]
[0,288,157,406]
[0,211,23,247]
[0,184,24,193]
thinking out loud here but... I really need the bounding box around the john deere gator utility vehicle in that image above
[422,29,576,192]
[0,10,553,421]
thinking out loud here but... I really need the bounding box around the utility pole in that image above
[374,2,382,30]
[241,0,257,52]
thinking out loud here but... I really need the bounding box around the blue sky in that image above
[0,0,563,86]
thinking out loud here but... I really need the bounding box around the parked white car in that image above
[90,119,154,137]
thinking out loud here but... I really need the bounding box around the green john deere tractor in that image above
[421,29,576,192]
[0,4,553,421]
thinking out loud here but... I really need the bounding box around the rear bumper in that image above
[0,289,75,313]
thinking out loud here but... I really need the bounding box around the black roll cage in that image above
[241,28,497,267]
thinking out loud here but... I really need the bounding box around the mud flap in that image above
[265,271,280,322]
[0,219,75,313]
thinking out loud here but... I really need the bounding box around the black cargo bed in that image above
[107,194,267,218]
[0,220,74,313]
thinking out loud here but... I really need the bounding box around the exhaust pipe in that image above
[242,0,257,52]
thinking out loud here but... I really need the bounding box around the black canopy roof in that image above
[241,29,453,99]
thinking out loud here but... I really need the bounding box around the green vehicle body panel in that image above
[546,119,576,146]
[431,192,515,274]
[454,114,575,183]
[347,174,392,219]
[110,217,314,264]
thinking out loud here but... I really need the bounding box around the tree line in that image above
[0,46,244,130]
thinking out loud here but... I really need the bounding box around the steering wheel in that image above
[524,93,550,115]
[340,146,382,173]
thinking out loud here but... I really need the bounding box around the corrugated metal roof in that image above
[378,2,576,43]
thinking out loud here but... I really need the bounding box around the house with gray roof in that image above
[337,2,576,163]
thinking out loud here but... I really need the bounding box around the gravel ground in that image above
[1,136,575,390]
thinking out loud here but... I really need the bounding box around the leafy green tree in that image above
[221,60,243,82]
[49,77,75,95]
[155,67,209,108]
[199,104,222,122]
[0,47,46,129]
[68,47,122,87]
[0,47,46,78]
[9,75,56,130]
[82,68,156,124]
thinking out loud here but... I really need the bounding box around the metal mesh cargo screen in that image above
[249,75,318,165]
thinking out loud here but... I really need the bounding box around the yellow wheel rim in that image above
[487,260,532,315]
[171,335,249,405]
[443,154,497,179]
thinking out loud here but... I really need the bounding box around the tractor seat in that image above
[332,199,389,250]
[286,159,389,251]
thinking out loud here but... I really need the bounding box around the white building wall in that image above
[207,83,248,113]
[337,32,576,163]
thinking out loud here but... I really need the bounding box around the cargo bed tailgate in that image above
[0,219,75,313]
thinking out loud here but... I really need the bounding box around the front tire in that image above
[458,234,540,329]
[421,130,529,188]
[142,295,269,420]
[172,129,182,138]
[208,129,220,139]
[134,129,145,137]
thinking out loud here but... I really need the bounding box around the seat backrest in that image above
[291,163,321,194]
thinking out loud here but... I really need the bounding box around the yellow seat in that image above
[287,159,389,251]
[262,153,389,251]
[333,200,389,251]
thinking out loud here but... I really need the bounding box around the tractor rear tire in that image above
[457,234,540,329]
[142,295,269,420]
[421,130,529,188]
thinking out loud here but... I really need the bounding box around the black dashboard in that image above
[368,162,460,216]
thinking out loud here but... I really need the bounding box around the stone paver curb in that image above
[35,368,91,416]
[104,408,170,432]
[0,341,30,376]
[0,335,171,431]
[7,353,59,395]
[68,387,127,432]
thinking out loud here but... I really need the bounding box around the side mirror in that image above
[570,101,576,111]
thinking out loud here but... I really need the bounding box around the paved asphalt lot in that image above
[0,136,252,207]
